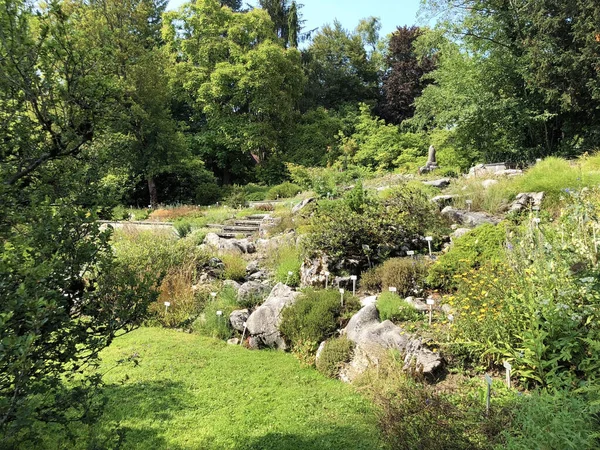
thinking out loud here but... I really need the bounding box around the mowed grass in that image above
[84,328,385,450]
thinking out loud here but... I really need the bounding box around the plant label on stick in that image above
[406,250,415,256]
[325,271,330,289]
[339,288,345,307]
[426,298,434,325]
[350,275,357,296]
[164,301,170,313]
[389,287,397,293]
[425,236,433,257]
[484,374,492,416]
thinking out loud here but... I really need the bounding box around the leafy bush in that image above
[220,253,247,282]
[446,189,600,389]
[224,186,248,208]
[316,337,355,378]
[379,257,429,297]
[279,289,360,358]
[192,286,238,340]
[174,220,192,238]
[498,390,599,450]
[355,353,500,450]
[286,162,373,198]
[304,184,445,270]
[377,292,421,323]
[360,266,382,292]
[265,182,303,200]
[270,245,302,287]
[428,223,508,290]
[111,230,209,327]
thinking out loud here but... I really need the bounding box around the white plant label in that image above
[164,302,171,307]
[426,298,435,305]
[350,275,357,281]
[425,236,433,241]
[389,287,397,292]
[406,251,415,256]
[216,310,223,317]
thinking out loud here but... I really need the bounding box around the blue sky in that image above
[167,0,423,38]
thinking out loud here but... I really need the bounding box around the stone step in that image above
[245,214,270,220]
[217,232,253,238]
[232,220,262,227]
[222,225,260,232]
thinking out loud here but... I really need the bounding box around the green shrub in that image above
[266,182,303,200]
[316,337,355,378]
[174,220,192,238]
[360,266,382,292]
[377,292,421,323]
[305,184,445,270]
[379,257,429,297]
[268,245,302,287]
[355,353,497,450]
[192,286,238,340]
[221,253,247,282]
[428,222,508,290]
[279,289,361,358]
[498,390,599,450]
[224,186,248,208]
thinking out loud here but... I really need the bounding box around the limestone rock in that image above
[441,206,500,227]
[481,179,498,189]
[452,228,472,239]
[237,281,270,305]
[227,338,241,346]
[223,280,241,292]
[509,192,544,213]
[292,197,315,214]
[422,178,451,189]
[229,309,249,332]
[431,195,457,208]
[300,254,330,287]
[341,304,442,381]
[203,232,256,254]
[246,283,301,350]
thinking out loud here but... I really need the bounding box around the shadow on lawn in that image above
[234,429,384,450]
[97,379,187,449]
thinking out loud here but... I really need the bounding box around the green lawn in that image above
[83,328,385,449]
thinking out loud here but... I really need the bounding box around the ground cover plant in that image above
[376,292,421,323]
[38,328,385,449]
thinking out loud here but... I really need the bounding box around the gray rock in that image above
[247,270,268,281]
[246,283,301,350]
[468,163,508,178]
[360,295,378,307]
[237,281,270,305]
[203,233,256,254]
[452,228,472,239]
[441,206,500,227]
[300,254,330,287]
[423,178,451,189]
[229,309,249,332]
[341,304,442,382]
[404,297,428,312]
[431,195,457,208]
[509,192,544,213]
[223,280,241,292]
[246,260,260,274]
[292,197,315,214]
[315,340,327,364]
[227,338,241,346]
[481,179,498,189]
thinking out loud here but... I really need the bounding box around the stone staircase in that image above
[209,214,271,238]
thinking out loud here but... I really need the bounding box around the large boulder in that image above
[203,233,256,254]
[340,304,442,382]
[237,281,270,305]
[246,283,301,350]
[300,254,330,287]
[229,309,249,332]
[441,206,500,227]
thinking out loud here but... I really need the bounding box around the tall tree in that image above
[163,0,305,184]
[415,0,600,160]
[73,0,186,207]
[0,1,154,443]
[378,26,436,125]
[302,20,380,111]
[258,0,302,48]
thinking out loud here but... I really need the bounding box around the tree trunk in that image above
[147,176,158,208]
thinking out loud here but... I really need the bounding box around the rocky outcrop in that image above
[300,254,330,287]
[204,233,256,254]
[246,283,301,350]
[509,192,544,213]
[441,206,500,227]
[340,304,442,382]
[237,281,271,305]
[223,279,241,292]
[431,195,457,208]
